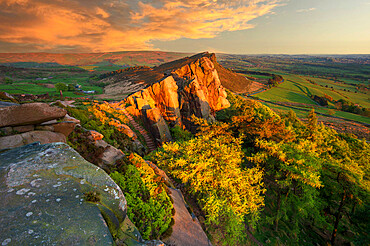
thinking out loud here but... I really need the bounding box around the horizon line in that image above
[0,50,369,56]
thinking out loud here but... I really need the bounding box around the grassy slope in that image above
[0,68,103,97]
[254,73,369,124]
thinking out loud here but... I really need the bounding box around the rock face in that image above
[0,103,66,127]
[0,142,160,246]
[113,53,230,143]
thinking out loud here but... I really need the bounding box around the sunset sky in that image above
[0,0,369,54]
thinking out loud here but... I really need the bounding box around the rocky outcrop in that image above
[0,103,78,150]
[66,126,126,171]
[94,140,125,167]
[0,103,66,127]
[0,131,66,149]
[0,142,162,246]
[112,53,230,144]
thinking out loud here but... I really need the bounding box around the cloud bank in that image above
[0,0,280,52]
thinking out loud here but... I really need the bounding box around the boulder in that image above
[94,140,125,166]
[40,119,58,125]
[22,131,66,145]
[0,131,66,149]
[0,103,67,127]
[63,114,81,124]
[0,142,163,246]
[0,101,19,108]
[149,76,182,126]
[53,100,76,108]
[35,125,54,131]
[176,56,229,130]
[0,91,18,104]
[0,134,23,150]
[13,125,35,133]
[0,142,125,245]
[52,121,76,137]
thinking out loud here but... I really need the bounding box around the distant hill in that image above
[0,51,192,67]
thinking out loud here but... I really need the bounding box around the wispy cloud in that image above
[0,0,281,52]
[296,7,316,13]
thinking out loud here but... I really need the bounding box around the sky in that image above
[0,0,369,54]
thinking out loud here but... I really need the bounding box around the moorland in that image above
[0,51,369,246]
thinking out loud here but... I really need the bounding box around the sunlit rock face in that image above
[0,142,126,245]
[114,53,230,143]
[174,55,230,130]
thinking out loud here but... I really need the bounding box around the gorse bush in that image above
[66,103,133,150]
[222,93,369,245]
[110,154,173,240]
[149,119,265,245]
[158,92,369,245]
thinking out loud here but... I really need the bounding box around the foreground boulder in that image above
[0,142,159,245]
[0,130,66,149]
[0,103,78,150]
[0,103,66,127]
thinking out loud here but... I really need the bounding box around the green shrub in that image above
[110,155,173,240]
[170,125,192,141]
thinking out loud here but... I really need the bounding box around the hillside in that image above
[101,52,252,97]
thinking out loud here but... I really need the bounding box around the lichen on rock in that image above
[0,142,157,245]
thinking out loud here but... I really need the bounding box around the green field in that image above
[0,81,103,98]
[258,74,369,106]
[262,101,370,125]
[247,74,271,80]
[254,73,369,124]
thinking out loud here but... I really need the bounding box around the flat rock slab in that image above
[0,131,66,150]
[164,188,211,246]
[0,142,127,245]
[0,103,66,127]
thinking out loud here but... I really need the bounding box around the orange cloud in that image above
[0,0,280,52]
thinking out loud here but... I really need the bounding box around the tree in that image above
[67,83,75,91]
[314,130,370,245]
[55,82,68,99]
